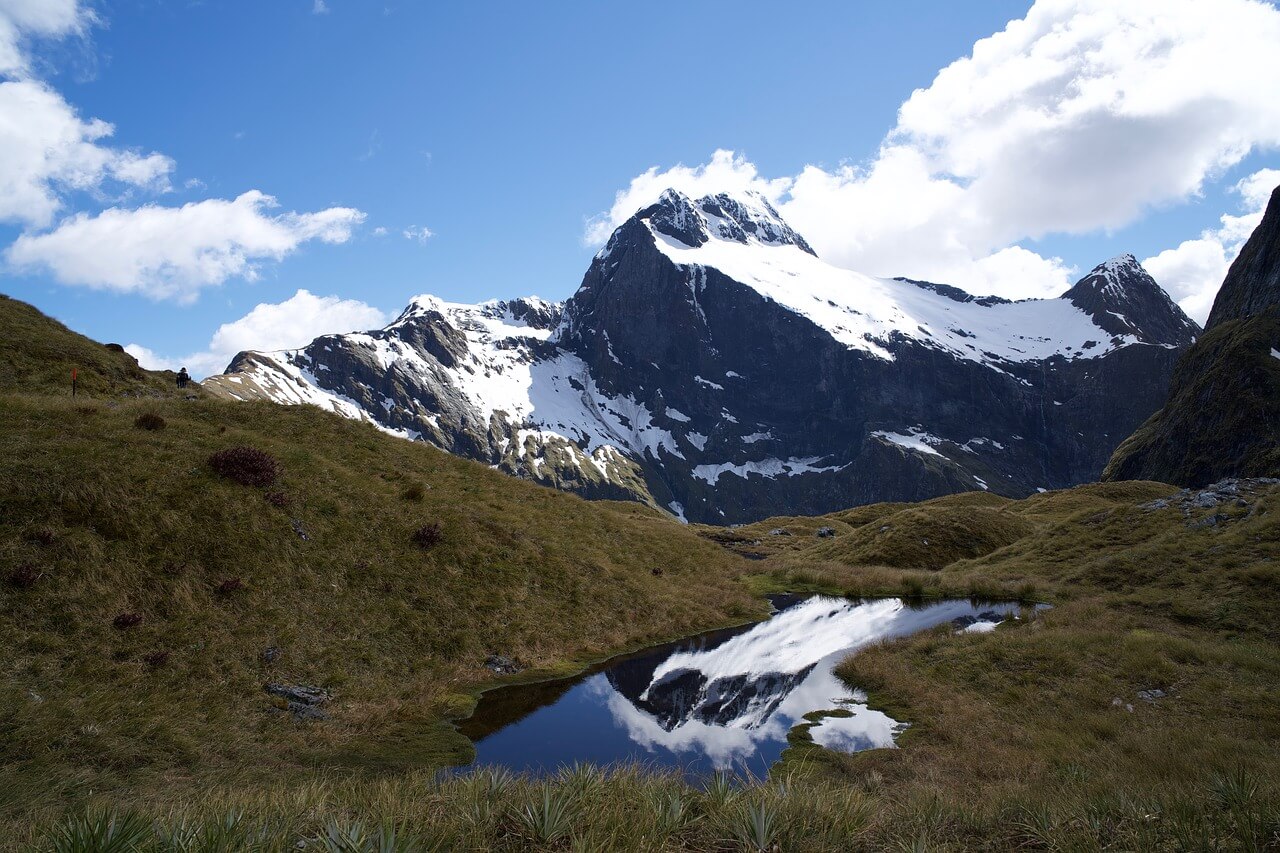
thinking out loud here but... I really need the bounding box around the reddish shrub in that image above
[29,526,57,546]
[134,412,166,431]
[264,490,290,508]
[113,612,144,630]
[208,446,279,487]
[411,522,444,549]
[216,577,244,596]
[6,565,40,588]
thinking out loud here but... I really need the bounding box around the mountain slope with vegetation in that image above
[2,292,1277,851]
[1104,184,1280,485]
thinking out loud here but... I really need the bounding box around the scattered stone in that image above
[265,683,330,706]
[1137,689,1166,702]
[1141,477,1278,515]
[815,526,836,538]
[290,520,310,541]
[288,702,328,721]
[1189,513,1228,530]
[261,646,282,664]
[484,654,522,675]
[768,528,791,537]
[651,567,664,576]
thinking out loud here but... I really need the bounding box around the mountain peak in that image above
[1205,183,1280,330]
[638,188,815,255]
[1063,254,1199,348]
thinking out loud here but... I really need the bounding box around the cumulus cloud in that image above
[1143,168,1280,322]
[0,0,367,306]
[0,0,92,78]
[127,288,390,378]
[586,0,1280,302]
[7,191,366,302]
[0,80,174,228]
[403,225,434,243]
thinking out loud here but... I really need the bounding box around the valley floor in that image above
[3,391,1279,851]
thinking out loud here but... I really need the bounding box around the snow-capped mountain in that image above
[204,189,1199,523]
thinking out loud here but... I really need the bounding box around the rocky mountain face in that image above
[205,189,1199,523]
[1104,184,1280,486]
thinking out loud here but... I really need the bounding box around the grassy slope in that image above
[0,294,189,399]
[0,311,760,838]
[721,481,1280,837]
[1103,312,1280,485]
[3,294,1279,850]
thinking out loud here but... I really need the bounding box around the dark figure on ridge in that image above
[176,367,190,389]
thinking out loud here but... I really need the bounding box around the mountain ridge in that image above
[205,189,1199,522]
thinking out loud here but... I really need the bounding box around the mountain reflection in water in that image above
[458,596,1020,778]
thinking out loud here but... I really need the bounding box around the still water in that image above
[457,595,1021,779]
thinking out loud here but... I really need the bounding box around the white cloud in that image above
[312,0,329,15]
[0,80,174,228]
[1143,168,1280,323]
[0,0,92,78]
[6,190,366,302]
[403,225,434,243]
[372,225,388,236]
[127,289,390,378]
[586,0,1280,303]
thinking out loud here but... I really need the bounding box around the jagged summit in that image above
[1063,254,1199,348]
[393,295,562,335]
[639,188,816,255]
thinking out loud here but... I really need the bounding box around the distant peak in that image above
[638,187,815,255]
[1064,254,1199,347]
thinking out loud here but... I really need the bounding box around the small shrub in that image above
[216,577,244,596]
[75,405,99,417]
[517,789,577,845]
[401,483,427,502]
[112,612,144,630]
[29,526,57,546]
[264,490,290,508]
[6,564,40,588]
[411,522,443,549]
[47,808,152,853]
[134,412,166,431]
[208,446,279,487]
[142,650,170,668]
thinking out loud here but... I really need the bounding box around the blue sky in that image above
[1,0,1278,375]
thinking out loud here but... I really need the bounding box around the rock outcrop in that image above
[1104,185,1280,486]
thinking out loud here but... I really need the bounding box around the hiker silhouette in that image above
[176,367,190,389]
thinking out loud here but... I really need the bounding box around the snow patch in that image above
[692,456,846,484]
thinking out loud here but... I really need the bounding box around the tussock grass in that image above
[0,392,759,841]
[26,765,1280,851]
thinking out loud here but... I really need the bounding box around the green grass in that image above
[3,292,1279,850]
[0,393,761,839]
[0,294,190,399]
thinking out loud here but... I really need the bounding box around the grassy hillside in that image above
[3,293,1278,850]
[1103,312,1280,485]
[0,391,760,841]
[0,294,189,398]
